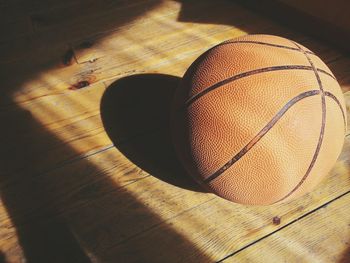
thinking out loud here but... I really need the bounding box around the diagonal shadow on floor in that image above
[100,74,205,193]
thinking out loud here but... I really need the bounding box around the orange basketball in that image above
[170,34,347,205]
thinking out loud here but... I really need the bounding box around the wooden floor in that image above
[1,0,350,262]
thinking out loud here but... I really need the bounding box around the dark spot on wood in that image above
[273,216,281,225]
[69,80,90,90]
[62,49,75,66]
[77,41,94,49]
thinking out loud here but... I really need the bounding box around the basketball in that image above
[170,34,347,205]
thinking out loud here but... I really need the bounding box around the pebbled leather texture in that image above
[171,34,347,205]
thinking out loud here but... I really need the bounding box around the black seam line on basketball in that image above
[216,189,350,262]
[275,41,327,203]
[324,91,347,131]
[216,40,315,54]
[185,66,334,107]
[203,90,321,184]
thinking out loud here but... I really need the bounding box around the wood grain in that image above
[0,0,350,262]
[223,188,350,263]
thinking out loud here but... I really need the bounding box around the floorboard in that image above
[0,0,349,262]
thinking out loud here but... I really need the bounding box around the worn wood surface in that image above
[0,0,349,262]
[224,189,350,263]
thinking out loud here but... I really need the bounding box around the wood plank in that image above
[97,138,350,262]
[0,1,250,179]
[223,188,350,263]
[1,133,348,262]
[0,0,178,63]
[71,1,226,63]
[29,0,156,32]
[0,88,348,261]
[237,0,350,53]
[2,51,349,182]
[2,0,348,106]
[2,55,348,189]
[1,0,350,261]
[0,1,229,108]
[0,81,109,179]
[276,0,350,33]
[0,0,349,216]
[3,2,344,94]
[0,127,209,262]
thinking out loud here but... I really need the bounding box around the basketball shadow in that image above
[100,74,205,192]
[0,252,6,263]
[339,246,350,263]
